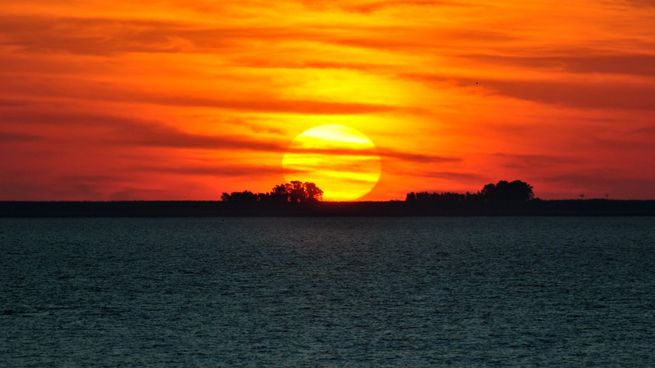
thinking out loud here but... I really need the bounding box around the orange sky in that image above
[1,0,654,200]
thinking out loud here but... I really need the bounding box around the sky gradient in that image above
[1,0,654,200]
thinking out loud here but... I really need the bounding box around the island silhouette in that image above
[2,180,655,217]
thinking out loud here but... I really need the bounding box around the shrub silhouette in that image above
[220,191,258,204]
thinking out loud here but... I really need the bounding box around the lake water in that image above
[1,217,654,367]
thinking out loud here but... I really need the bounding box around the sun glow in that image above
[282,125,382,201]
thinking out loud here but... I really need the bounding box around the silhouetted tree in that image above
[288,181,305,203]
[269,184,290,203]
[481,180,534,202]
[303,182,324,202]
[280,181,324,203]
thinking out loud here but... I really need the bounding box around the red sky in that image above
[1,0,654,200]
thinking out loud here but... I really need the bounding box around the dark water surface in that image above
[1,217,654,367]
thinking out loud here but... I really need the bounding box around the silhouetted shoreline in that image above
[4,180,654,217]
[2,200,655,217]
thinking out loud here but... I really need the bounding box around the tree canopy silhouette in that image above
[481,180,535,202]
[221,181,323,205]
[406,180,535,203]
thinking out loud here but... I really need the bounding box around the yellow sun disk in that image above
[282,125,381,201]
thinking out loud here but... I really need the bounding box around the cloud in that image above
[338,0,474,13]
[0,98,29,107]
[0,132,41,143]
[145,95,398,114]
[331,28,514,51]
[0,14,514,57]
[414,170,486,181]
[135,164,285,177]
[230,58,392,72]
[113,123,285,151]
[0,111,145,127]
[0,75,399,115]
[0,15,325,55]
[377,148,458,163]
[0,16,184,55]
[494,153,578,170]
[0,110,285,150]
[0,110,450,163]
[120,122,457,163]
[466,53,655,77]
[588,136,655,151]
[483,79,655,111]
[607,0,655,6]
[403,73,655,111]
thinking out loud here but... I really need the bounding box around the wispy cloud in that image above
[494,153,578,170]
[0,75,400,114]
[403,73,655,111]
[136,164,286,177]
[0,132,41,142]
[0,110,450,164]
[465,52,655,77]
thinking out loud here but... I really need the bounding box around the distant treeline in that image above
[221,181,323,205]
[3,180,655,217]
[221,180,535,207]
[406,180,535,203]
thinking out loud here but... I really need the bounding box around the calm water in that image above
[1,217,654,367]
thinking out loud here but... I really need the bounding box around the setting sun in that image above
[282,125,381,201]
